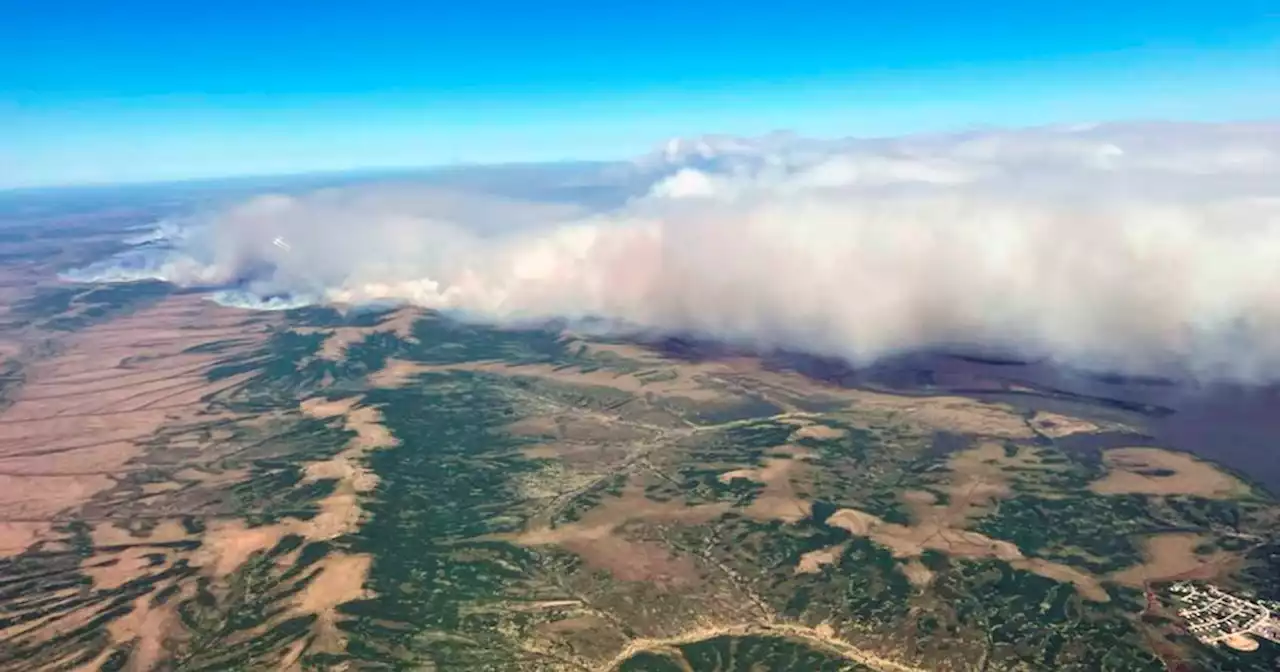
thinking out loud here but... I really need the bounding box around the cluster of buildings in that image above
[1168,582,1280,652]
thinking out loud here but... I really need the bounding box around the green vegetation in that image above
[320,319,583,669]
[336,373,558,669]
[930,560,1163,671]
[973,494,1154,573]
[285,305,394,328]
[0,530,202,669]
[974,479,1263,574]
[172,536,318,670]
[552,472,630,525]
[3,284,1277,672]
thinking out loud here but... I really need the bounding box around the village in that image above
[1169,582,1280,652]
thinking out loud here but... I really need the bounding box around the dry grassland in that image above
[1110,533,1237,587]
[1089,447,1251,498]
[504,483,727,587]
[294,306,421,360]
[0,295,270,556]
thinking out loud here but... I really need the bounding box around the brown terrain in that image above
[1089,446,1253,498]
[504,483,729,587]
[0,250,415,670]
[0,294,269,556]
[460,341,1269,612]
[428,336,1280,671]
[0,286,278,671]
[295,306,421,360]
[723,443,817,524]
[1111,532,1239,587]
[0,218,1274,672]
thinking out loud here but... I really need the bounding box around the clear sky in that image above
[2,0,1277,189]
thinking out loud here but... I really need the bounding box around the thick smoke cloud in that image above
[68,122,1280,381]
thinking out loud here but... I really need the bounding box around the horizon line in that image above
[6,115,1279,195]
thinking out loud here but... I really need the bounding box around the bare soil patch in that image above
[91,519,191,547]
[509,414,561,436]
[940,441,1072,517]
[1015,559,1108,600]
[505,485,726,586]
[149,395,390,655]
[796,544,846,574]
[298,397,357,419]
[304,492,365,541]
[711,440,818,525]
[139,391,399,662]
[0,521,51,555]
[901,558,935,587]
[1224,634,1260,651]
[83,546,161,591]
[856,393,1033,439]
[0,473,114,520]
[790,423,847,440]
[826,506,1108,601]
[295,306,421,360]
[1029,411,1103,438]
[104,591,182,671]
[718,456,795,487]
[0,295,270,555]
[520,444,567,460]
[193,519,292,577]
[745,495,813,524]
[939,443,1023,518]
[1110,533,1236,587]
[293,553,374,653]
[365,358,431,387]
[563,536,702,588]
[516,490,729,545]
[1089,447,1251,498]
[817,441,1108,600]
[299,398,398,541]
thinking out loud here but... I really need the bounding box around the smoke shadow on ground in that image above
[631,335,1280,494]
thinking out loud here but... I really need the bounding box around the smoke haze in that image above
[66,121,1280,381]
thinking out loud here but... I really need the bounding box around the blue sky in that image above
[2,0,1277,188]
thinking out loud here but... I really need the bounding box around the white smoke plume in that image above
[68,121,1280,381]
